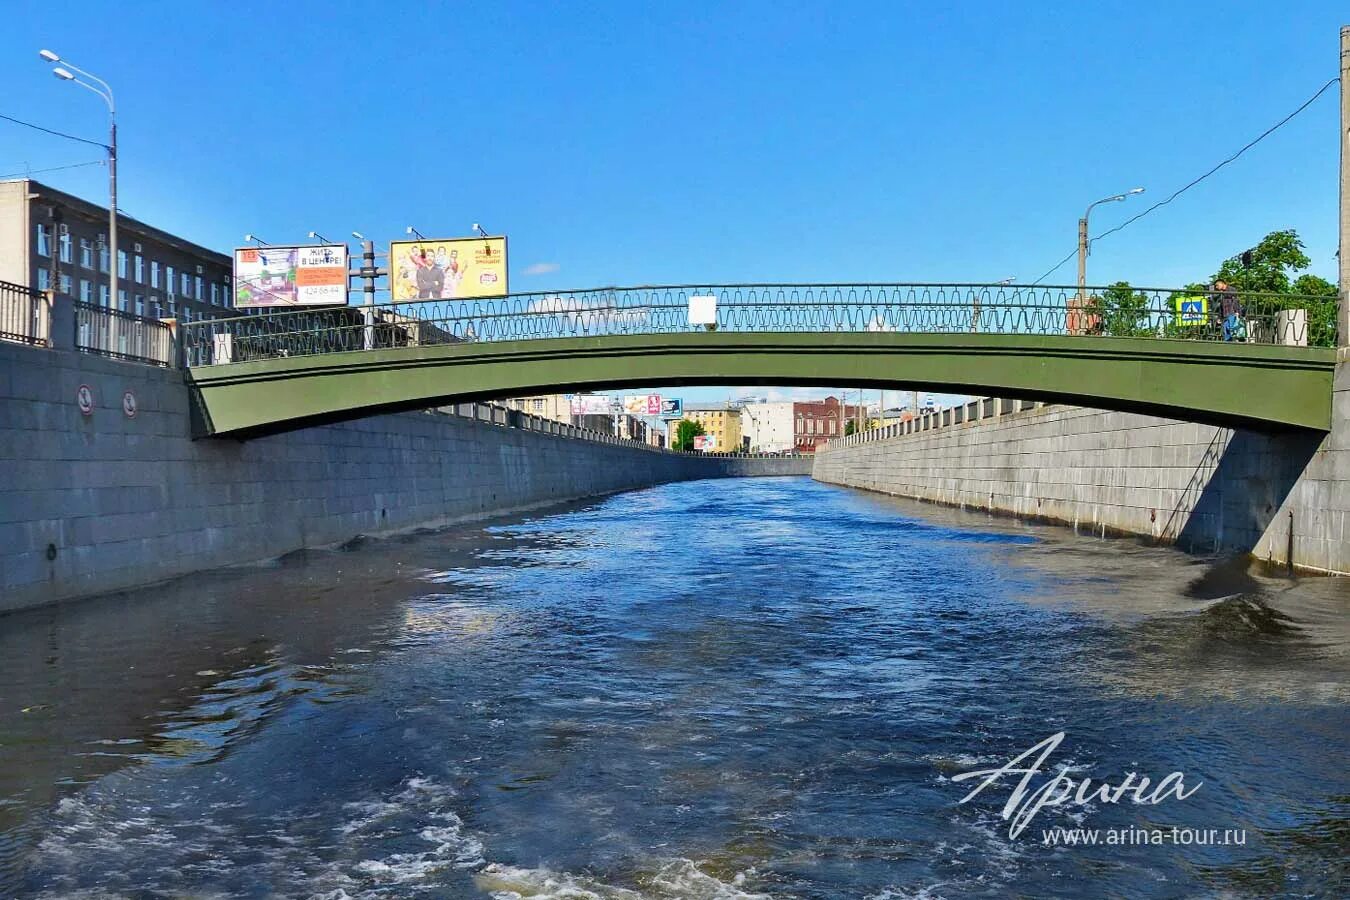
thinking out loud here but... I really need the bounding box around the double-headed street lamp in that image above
[1077,187,1144,304]
[39,49,116,308]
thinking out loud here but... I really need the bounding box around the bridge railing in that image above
[1,279,48,347]
[431,400,811,456]
[180,283,1337,365]
[73,301,174,367]
[828,397,1048,449]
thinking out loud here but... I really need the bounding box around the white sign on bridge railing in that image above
[688,294,717,328]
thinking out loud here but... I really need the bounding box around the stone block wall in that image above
[813,367,1350,573]
[0,342,805,611]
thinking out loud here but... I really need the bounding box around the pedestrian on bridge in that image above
[1211,280,1246,342]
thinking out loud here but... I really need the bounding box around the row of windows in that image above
[35,270,226,323]
[795,418,840,435]
[36,223,231,307]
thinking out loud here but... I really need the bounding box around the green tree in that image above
[1212,229,1338,347]
[844,420,857,436]
[1087,281,1155,337]
[672,418,705,451]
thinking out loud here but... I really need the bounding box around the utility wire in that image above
[0,112,109,149]
[0,159,105,179]
[1030,76,1340,285]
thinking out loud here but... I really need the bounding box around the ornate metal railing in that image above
[74,301,174,367]
[0,279,47,346]
[180,283,1337,366]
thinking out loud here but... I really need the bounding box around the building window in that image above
[36,224,51,257]
[150,260,161,288]
[222,282,232,308]
[59,274,71,295]
[79,279,92,302]
[166,266,176,296]
[210,282,219,305]
[98,243,109,273]
[59,231,72,263]
[181,272,190,296]
[194,275,203,300]
[80,239,93,269]
[117,250,128,278]
[182,307,191,325]
[117,288,127,311]
[134,255,144,283]
[99,284,109,307]
[134,294,145,317]
[37,268,50,290]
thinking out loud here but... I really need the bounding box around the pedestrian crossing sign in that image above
[1173,295,1207,326]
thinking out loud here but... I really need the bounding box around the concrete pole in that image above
[107,120,117,312]
[1076,216,1088,315]
[1339,26,1350,348]
[360,240,377,350]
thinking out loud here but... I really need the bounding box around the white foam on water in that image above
[474,858,772,900]
[865,885,953,900]
[335,776,485,890]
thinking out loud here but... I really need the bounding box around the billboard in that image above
[390,236,507,301]
[693,434,716,451]
[659,398,683,419]
[233,245,348,308]
[569,394,615,416]
[622,394,662,416]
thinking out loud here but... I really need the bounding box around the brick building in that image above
[793,396,865,451]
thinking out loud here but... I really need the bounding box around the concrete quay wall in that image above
[0,342,807,612]
[813,364,1350,573]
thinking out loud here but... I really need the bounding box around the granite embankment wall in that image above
[813,365,1350,573]
[0,341,809,612]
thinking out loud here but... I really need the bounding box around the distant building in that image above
[576,411,650,442]
[0,179,233,325]
[879,406,913,427]
[501,394,572,424]
[740,400,795,452]
[793,396,864,451]
[684,403,744,452]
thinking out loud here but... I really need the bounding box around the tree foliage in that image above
[1211,229,1338,346]
[844,420,857,436]
[1087,281,1154,337]
[673,418,705,451]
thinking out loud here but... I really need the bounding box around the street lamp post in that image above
[40,50,116,309]
[1077,188,1144,307]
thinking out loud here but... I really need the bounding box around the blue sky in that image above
[2,1,1345,410]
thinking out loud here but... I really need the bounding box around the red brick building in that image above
[793,396,865,452]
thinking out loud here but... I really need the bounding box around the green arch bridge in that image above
[180,284,1336,437]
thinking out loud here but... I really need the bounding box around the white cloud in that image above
[523,262,560,276]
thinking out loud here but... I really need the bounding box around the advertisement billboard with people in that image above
[389,236,508,301]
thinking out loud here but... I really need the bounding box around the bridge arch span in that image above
[186,332,1333,438]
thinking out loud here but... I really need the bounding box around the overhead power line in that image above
[1030,75,1340,285]
[0,111,108,149]
[0,159,105,180]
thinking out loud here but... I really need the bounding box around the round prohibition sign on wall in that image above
[122,390,137,418]
[76,384,94,416]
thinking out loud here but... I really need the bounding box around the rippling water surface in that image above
[1,476,1347,898]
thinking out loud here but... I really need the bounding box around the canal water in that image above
[0,477,1346,898]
